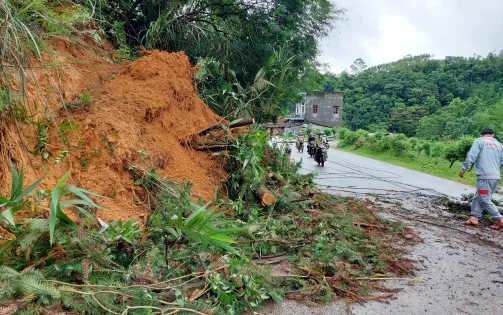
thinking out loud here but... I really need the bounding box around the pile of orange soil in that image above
[0,39,227,222]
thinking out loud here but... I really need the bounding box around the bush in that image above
[367,123,388,133]
[419,141,431,156]
[430,142,445,158]
[355,136,367,148]
[390,139,409,156]
[373,136,392,152]
[355,129,369,138]
[444,136,474,168]
[408,137,419,150]
[324,128,333,136]
[338,127,350,139]
[341,130,359,146]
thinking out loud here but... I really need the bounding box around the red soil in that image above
[0,37,227,222]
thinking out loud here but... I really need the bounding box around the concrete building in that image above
[301,92,343,128]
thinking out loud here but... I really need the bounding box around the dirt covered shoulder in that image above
[0,39,226,221]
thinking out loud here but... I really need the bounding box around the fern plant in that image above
[0,266,60,305]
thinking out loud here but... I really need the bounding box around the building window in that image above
[333,106,339,115]
[301,103,305,114]
[313,105,318,114]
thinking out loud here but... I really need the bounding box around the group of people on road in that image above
[296,131,329,160]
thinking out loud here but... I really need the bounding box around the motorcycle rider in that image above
[308,133,316,142]
[297,131,304,142]
[296,131,304,151]
[307,133,316,155]
[314,132,329,160]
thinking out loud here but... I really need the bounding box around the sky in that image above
[319,0,503,73]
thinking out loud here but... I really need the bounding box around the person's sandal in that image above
[463,217,480,226]
[489,219,503,230]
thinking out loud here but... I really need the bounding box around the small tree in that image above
[444,136,474,168]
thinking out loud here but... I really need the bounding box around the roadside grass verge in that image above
[337,146,476,186]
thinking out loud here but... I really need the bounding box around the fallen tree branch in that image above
[329,283,368,304]
[196,118,255,136]
[195,144,233,151]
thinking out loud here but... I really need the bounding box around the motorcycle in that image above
[307,140,315,157]
[314,146,327,167]
[296,139,304,153]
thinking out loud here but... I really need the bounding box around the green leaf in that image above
[270,290,283,302]
[166,227,179,238]
[56,207,74,224]
[49,188,60,244]
[10,162,22,199]
[1,209,16,226]
[13,176,45,203]
[63,185,99,208]
[208,233,236,243]
[56,170,71,188]
[138,150,148,159]
[74,206,97,223]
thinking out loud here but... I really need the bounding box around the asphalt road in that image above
[260,142,503,315]
[289,142,497,200]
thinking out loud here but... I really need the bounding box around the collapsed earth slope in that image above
[0,38,226,221]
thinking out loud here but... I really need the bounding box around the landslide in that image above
[0,38,226,221]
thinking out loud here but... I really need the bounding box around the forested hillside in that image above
[324,53,503,139]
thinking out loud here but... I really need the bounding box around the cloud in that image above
[319,0,503,73]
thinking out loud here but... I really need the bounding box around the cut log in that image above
[256,186,276,206]
[197,118,255,136]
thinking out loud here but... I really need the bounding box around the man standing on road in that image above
[460,128,503,230]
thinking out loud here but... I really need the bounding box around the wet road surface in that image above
[291,143,481,199]
[260,142,503,315]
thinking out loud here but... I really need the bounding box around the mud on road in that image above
[260,147,503,315]
[261,194,503,315]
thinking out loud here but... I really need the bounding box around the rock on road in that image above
[260,144,503,315]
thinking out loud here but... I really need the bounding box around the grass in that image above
[337,146,477,186]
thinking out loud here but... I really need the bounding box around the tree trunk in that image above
[255,186,275,206]
[197,118,255,136]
